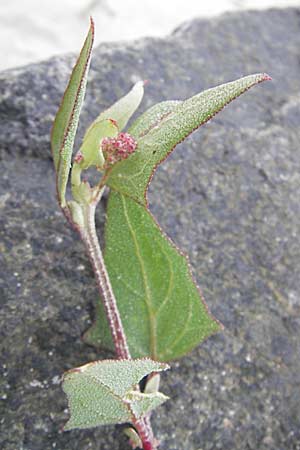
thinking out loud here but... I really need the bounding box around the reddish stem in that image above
[80,200,130,359]
[133,417,158,450]
[75,199,157,449]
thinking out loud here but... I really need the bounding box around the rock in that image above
[1,7,300,450]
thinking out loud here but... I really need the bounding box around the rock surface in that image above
[1,8,300,450]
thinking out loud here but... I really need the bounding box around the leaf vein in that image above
[108,268,144,299]
[121,195,157,359]
[165,291,193,354]
[154,240,174,317]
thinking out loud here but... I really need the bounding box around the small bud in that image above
[101,132,137,168]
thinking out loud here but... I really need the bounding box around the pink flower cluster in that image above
[101,132,137,168]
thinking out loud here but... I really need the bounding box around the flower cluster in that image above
[101,132,137,168]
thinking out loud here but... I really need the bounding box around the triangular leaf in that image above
[62,358,168,430]
[63,368,130,429]
[51,18,94,207]
[107,74,270,205]
[86,191,221,361]
[85,74,270,361]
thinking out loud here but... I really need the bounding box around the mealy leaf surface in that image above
[62,358,168,430]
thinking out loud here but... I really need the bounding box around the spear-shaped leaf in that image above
[84,73,271,361]
[107,74,271,205]
[62,358,169,430]
[51,18,94,207]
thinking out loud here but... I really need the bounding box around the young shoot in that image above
[51,18,270,450]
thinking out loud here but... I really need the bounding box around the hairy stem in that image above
[134,417,156,450]
[80,199,130,359]
[74,196,156,450]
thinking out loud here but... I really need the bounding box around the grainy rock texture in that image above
[1,8,300,450]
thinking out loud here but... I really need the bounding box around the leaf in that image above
[51,18,94,207]
[85,74,270,361]
[128,100,181,139]
[79,119,118,170]
[83,299,114,353]
[84,80,144,134]
[62,358,169,430]
[78,81,144,171]
[107,74,271,205]
[85,191,221,361]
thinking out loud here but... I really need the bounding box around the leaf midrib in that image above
[120,194,157,359]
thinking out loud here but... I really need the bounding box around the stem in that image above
[135,416,160,450]
[80,199,130,359]
[74,195,157,450]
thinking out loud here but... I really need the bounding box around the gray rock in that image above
[1,7,300,450]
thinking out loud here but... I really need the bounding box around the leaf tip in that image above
[261,73,272,82]
[89,16,95,34]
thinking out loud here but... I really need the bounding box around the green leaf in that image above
[83,299,114,353]
[51,18,94,207]
[85,74,270,361]
[79,119,118,170]
[128,100,181,139]
[78,81,144,172]
[62,358,168,430]
[84,80,144,136]
[107,74,271,205]
[85,191,221,361]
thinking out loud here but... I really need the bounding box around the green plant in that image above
[51,18,270,450]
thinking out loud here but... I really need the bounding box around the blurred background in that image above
[1,0,299,71]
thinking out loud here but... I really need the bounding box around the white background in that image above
[1,0,299,71]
